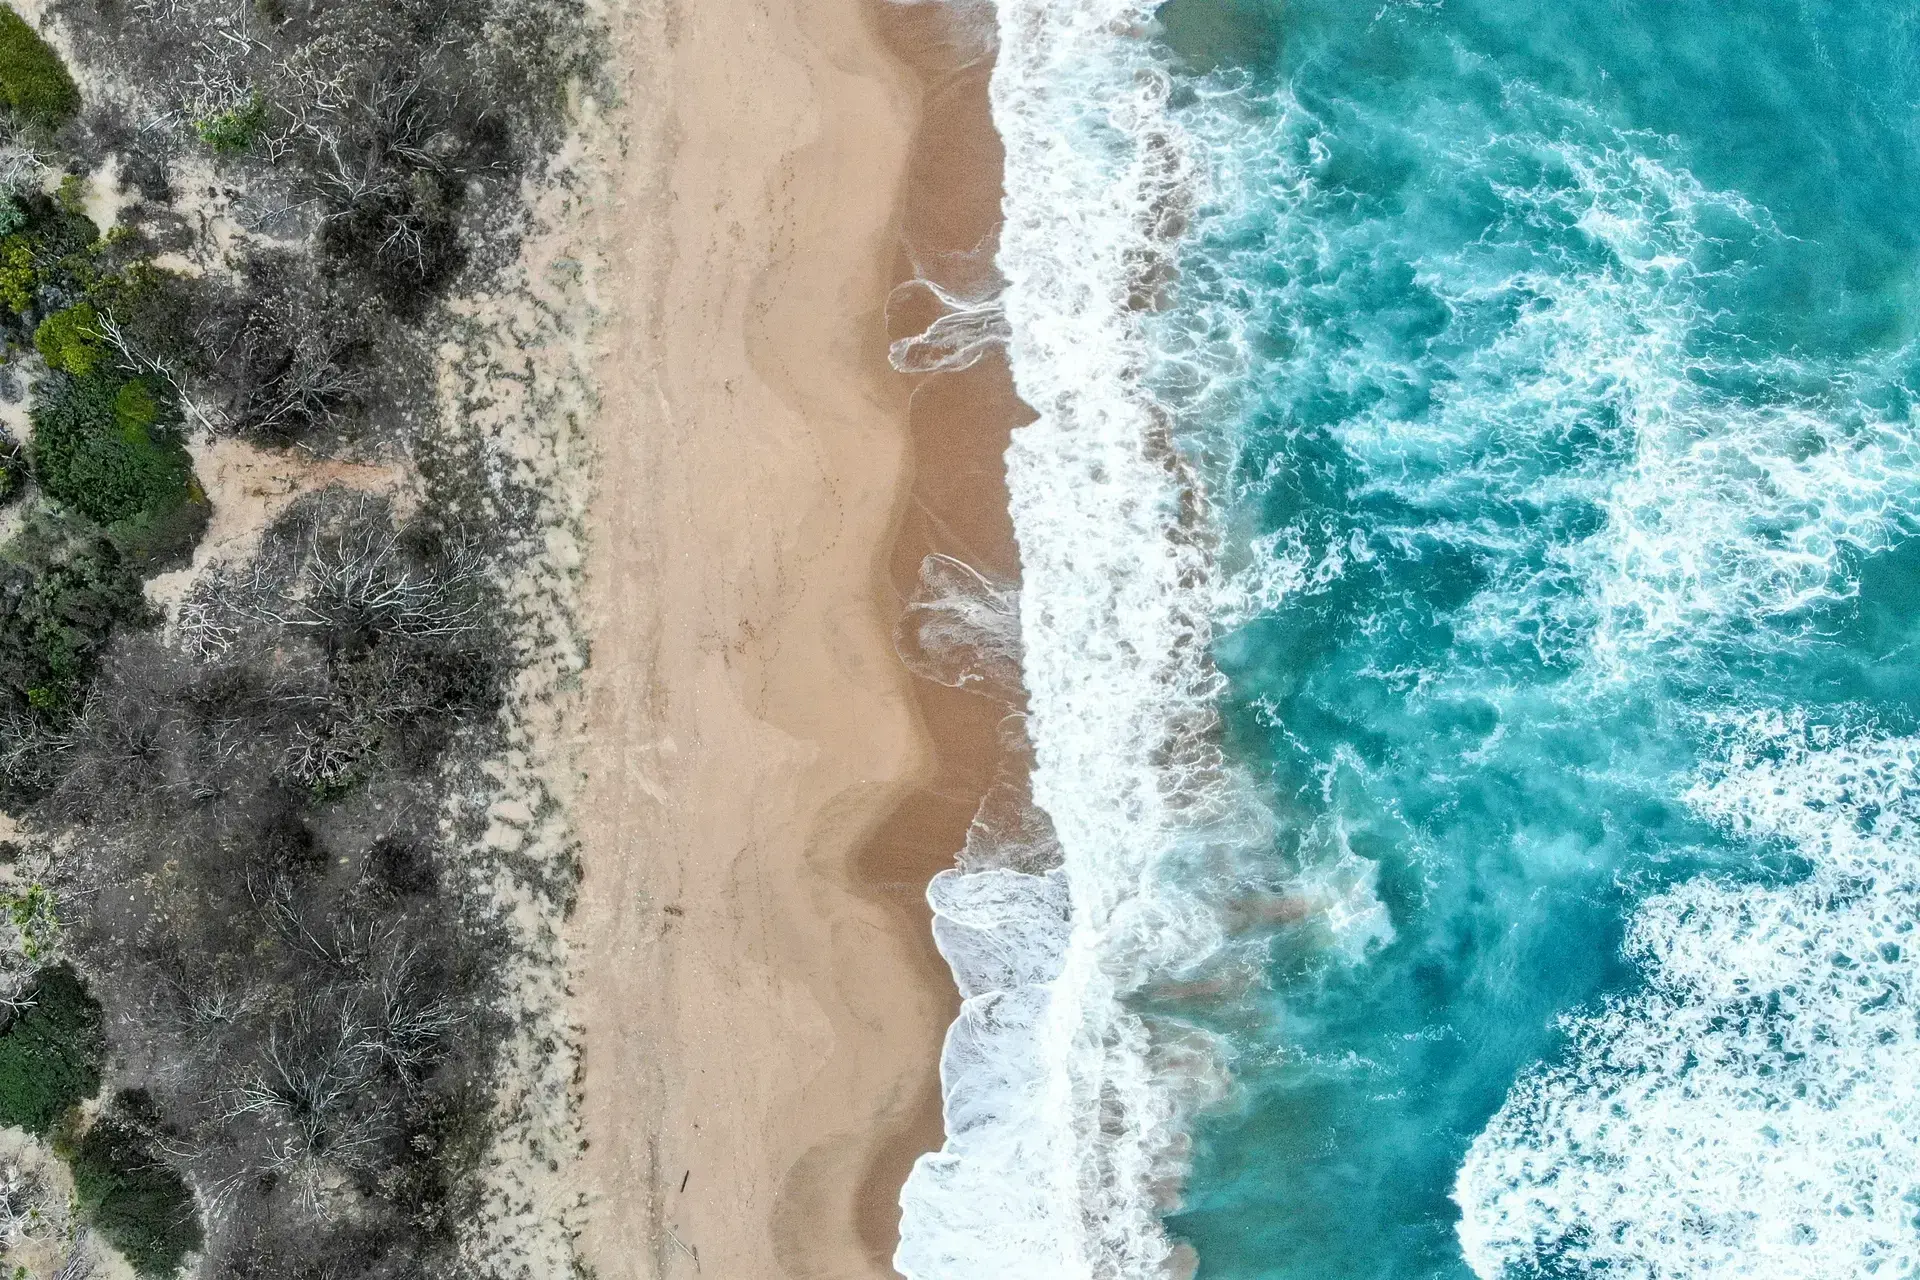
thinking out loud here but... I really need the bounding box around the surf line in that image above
[889,0,1267,1276]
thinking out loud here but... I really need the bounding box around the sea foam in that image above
[1137,41,1920,1276]
[886,3,1920,1274]
[1164,71,1920,689]
[1457,713,1920,1278]
[889,0,1270,1273]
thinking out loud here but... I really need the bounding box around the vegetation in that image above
[0,516,146,727]
[3,883,58,959]
[29,492,508,1273]
[0,235,32,312]
[0,431,26,505]
[33,301,106,374]
[31,372,192,526]
[0,0,596,1269]
[193,92,267,153]
[0,6,76,127]
[0,963,102,1134]
[0,193,98,322]
[70,1093,203,1277]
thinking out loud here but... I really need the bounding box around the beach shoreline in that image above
[568,0,1017,1273]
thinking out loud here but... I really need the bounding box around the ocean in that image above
[895,0,1920,1277]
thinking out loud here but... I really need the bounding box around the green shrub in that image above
[53,173,83,215]
[70,1093,202,1277]
[3,883,57,959]
[31,372,192,526]
[0,233,34,312]
[0,7,76,127]
[194,93,266,153]
[34,301,106,375]
[0,963,103,1133]
[0,527,145,710]
[113,377,155,429]
[0,195,100,316]
[25,193,97,262]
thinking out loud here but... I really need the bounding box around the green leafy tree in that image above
[0,194,101,316]
[0,528,145,713]
[0,7,76,126]
[0,232,35,313]
[0,963,102,1133]
[30,372,192,526]
[70,1093,202,1277]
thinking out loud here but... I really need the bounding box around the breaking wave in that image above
[1127,13,1920,1278]
[1458,714,1920,1279]
[888,0,1376,1273]
[889,0,1234,1265]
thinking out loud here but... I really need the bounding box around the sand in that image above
[142,435,407,623]
[566,0,1024,1272]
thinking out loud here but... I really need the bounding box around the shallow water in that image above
[1154,1,1920,1276]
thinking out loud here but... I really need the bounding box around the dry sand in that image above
[569,0,1023,1273]
[143,435,407,622]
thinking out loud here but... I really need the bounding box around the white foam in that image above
[1140,73,1920,1275]
[890,0,1319,1274]
[895,553,1023,694]
[1395,143,1920,679]
[1457,715,1920,1278]
[888,280,1012,375]
[932,35,1920,1280]
[1155,75,1920,683]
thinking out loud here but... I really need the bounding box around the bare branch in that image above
[94,311,225,435]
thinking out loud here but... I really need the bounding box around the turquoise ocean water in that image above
[1154,1,1920,1276]
[893,1,1920,1277]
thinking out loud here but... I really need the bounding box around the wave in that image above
[1456,712,1920,1278]
[1159,69,1920,690]
[1129,42,1920,1277]
[889,0,1280,1273]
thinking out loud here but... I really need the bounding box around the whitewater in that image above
[892,0,1920,1277]
[892,0,1243,1272]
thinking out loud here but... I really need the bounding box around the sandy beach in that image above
[570,0,1016,1272]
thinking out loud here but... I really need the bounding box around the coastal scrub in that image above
[0,7,76,126]
[30,372,192,527]
[0,963,103,1134]
[194,92,267,153]
[69,1093,202,1277]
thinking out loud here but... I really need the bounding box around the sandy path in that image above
[570,0,960,1274]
